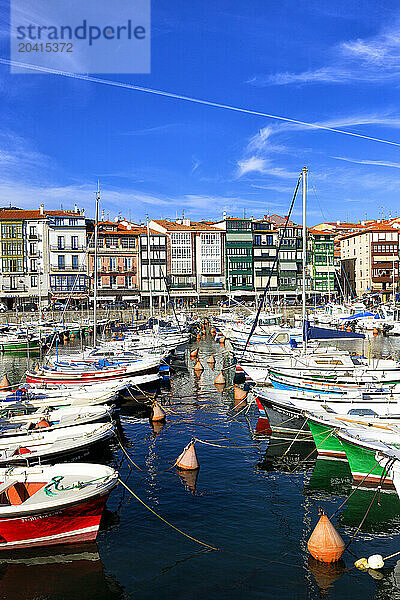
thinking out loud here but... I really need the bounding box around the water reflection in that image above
[0,544,124,600]
[307,556,346,595]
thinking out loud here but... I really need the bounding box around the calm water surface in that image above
[1,334,400,599]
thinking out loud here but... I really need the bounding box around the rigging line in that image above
[240,173,301,358]
[2,57,400,148]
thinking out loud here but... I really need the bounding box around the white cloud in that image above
[332,156,400,169]
[249,22,400,86]
[237,156,267,176]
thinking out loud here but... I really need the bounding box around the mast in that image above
[93,182,100,347]
[302,167,308,353]
[146,216,153,318]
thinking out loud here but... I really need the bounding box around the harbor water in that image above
[2,334,400,598]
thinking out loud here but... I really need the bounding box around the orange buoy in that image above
[234,386,248,409]
[346,327,352,333]
[207,354,215,366]
[70,332,75,340]
[176,441,199,471]
[194,360,204,373]
[219,336,225,345]
[190,348,199,359]
[35,419,51,429]
[307,509,345,563]
[35,364,40,372]
[0,375,10,390]
[373,328,379,335]
[196,334,201,342]
[214,371,226,385]
[151,401,166,422]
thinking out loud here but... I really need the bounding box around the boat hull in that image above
[0,493,110,550]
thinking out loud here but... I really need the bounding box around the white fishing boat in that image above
[0,422,115,465]
[0,404,113,437]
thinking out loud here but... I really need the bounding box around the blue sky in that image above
[1,0,400,224]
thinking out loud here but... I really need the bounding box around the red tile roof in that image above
[151,219,219,231]
[0,209,83,220]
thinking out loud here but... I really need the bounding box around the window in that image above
[72,255,79,270]
[30,259,37,272]
[202,259,219,274]
[69,219,78,226]
[58,255,65,270]
[254,235,261,246]
[109,257,116,271]
[57,236,65,250]
[71,236,79,250]
[29,243,36,255]
[29,226,37,238]
[31,275,37,287]
[124,258,132,270]
[110,275,117,287]
[126,275,132,288]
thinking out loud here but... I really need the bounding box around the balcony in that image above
[170,283,195,289]
[231,284,254,291]
[50,245,85,252]
[51,265,83,272]
[200,282,224,288]
[2,283,27,292]
[28,234,38,240]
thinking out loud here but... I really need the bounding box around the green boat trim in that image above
[306,418,347,461]
[335,431,395,490]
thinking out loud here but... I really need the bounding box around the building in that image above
[87,220,141,303]
[252,219,278,294]
[275,220,304,295]
[138,226,168,307]
[340,223,400,298]
[0,206,88,307]
[150,219,225,306]
[47,207,88,302]
[213,218,254,298]
[308,228,336,296]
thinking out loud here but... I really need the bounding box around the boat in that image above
[25,357,160,386]
[0,462,117,549]
[0,404,113,437]
[0,422,115,465]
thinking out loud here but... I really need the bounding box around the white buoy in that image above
[176,441,199,471]
[367,555,384,570]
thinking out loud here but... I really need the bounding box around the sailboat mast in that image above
[93,183,100,347]
[146,216,153,318]
[302,167,308,353]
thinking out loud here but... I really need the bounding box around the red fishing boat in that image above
[0,463,118,549]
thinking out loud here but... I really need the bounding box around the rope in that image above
[344,458,394,551]
[114,434,144,471]
[279,418,308,459]
[329,458,383,519]
[118,478,218,550]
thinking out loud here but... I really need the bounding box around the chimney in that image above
[223,211,226,220]
[336,220,341,225]
[74,203,78,213]
[39,204,44,215]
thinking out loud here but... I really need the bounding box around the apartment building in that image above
[47,207,88,300]
[87,220,141,302]
[150,219,225,305]
[340,223,400,297]
[213,218,254,297]
[138,226,167,306]
[308,228,336,295]
[252,219,278,294]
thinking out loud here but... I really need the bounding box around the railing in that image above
[50,245,85,251]
[200,282,224,288]
[50,286,88,292]
[2,284,27,291]
[170,283,195,289]
[51,266,83,272]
